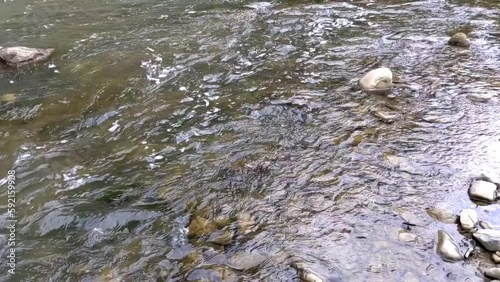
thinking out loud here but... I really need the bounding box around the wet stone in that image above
[467,93,493,103]
[480,221,493,229]
[436,231,463,262]
[468,180,497,203]
[448,33,471,47]
[291,261,343,282]
[207,229,234,246]
[186,268,222,281]
[188,216,218,238]
[398,230,418,242]
[459,209,478,232]
[371,110,398,123]
[485,268,500,280]
[473,229,500,252]
[427,208,459,224]
[0,46,54,67]
[228,252,266,271]
[492,253,500,264]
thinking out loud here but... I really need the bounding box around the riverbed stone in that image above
[468,180,497,203]
[359,67,393,94]
[437,230,463,262]
[492,252,500,264]
[467,93,494,102]
[427,208,459,224]
[459,209,478,231]
[0,46,54,67]
[228,252,267,271]
[485,268,500,280]
[371,110,398,123]
[448,33,471,47]
[207,229,234,245]
[473,229,500,252]
[188,216,218,238]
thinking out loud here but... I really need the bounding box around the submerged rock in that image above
[228,252,267,271]
[188,216,218,238]
[467,93,494,103]
[207,229,234,246]
[0,47,54,67]
[371,110,398,123]
[427,208,459,224]
[469,180,497,203]
[291,261,343,282]
[359,67,393,94]
[436,231,463,262]
[459,209,478,232]
[448,33,471,47]
[473,229,500,252]
[485,268,500,280]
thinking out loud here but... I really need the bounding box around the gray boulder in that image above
[473,229,500,252]
[0,46,54,67]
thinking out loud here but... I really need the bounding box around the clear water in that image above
[1,0,500,281]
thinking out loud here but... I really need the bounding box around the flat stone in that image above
[436,230,463,262]
[459,209,478,231]
[0,46,54,67]
[228,252,267,271]
[398,230,418,242]
[467,93,494,103]
[207,229,234,245]
[448,33,471,47]
[473,229,500,252]
[485,268,500,280]
[371,110,398,123]
[427,208,459,224]
[468,180,497,203]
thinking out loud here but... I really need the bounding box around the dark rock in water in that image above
[448,33,471,48]
[0,46,54,67]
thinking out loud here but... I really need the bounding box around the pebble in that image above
[468,180,497,203]
[473,229,500,252]
[459,209,478,231]
[427,208,459,224]
[492,252,500,264]
[436,230,463,262]
[398,230,418,242]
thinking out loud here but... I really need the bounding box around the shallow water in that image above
[1,0,500,281]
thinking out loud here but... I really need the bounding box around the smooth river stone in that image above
[448,32,471,47]
[437,231,463,262]
[427,208,459,224]
[0,47,54,67]
[228,252,266,271]
[468,180,497,203]
[473,229,500,252]
[467,93,494,102]
[485,268,500,280]
[459,209,478,231]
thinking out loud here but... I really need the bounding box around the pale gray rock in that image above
[467,93,494,103]
[436,231,463,262]
[468,180,497,203]
[485,268,500,280]
[459,209,478,231]
[474,229,500,252]
[359,67,393,94]
[0,46,54,67]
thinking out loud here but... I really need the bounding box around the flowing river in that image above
[1,0,500,281]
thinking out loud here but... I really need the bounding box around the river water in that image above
[1,0,500,281]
